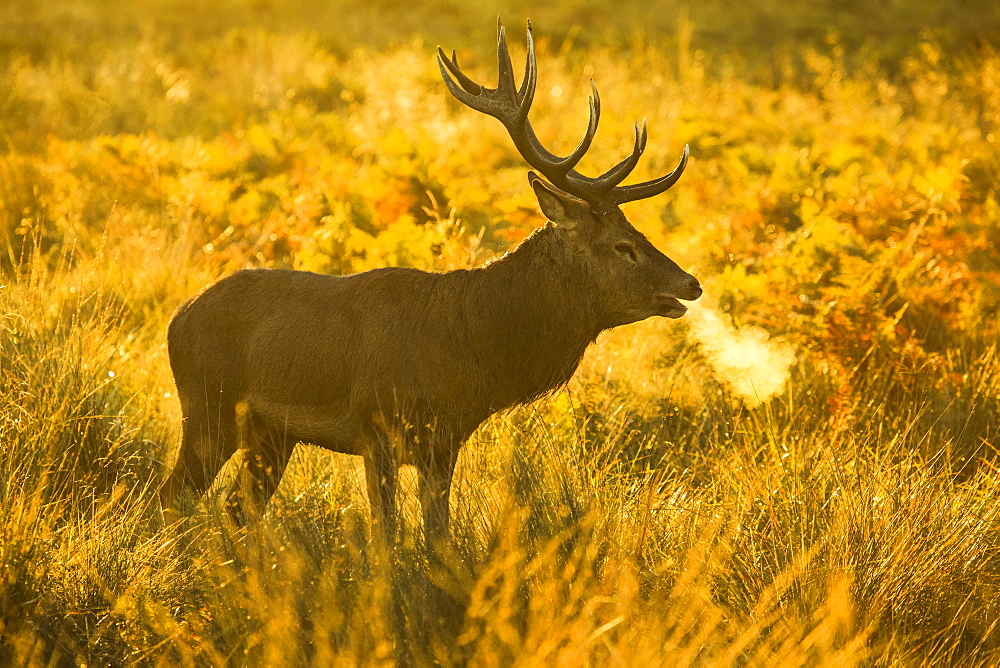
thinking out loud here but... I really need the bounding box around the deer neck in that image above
[466,225,602,404]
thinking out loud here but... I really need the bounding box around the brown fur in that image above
[162,185,701,541]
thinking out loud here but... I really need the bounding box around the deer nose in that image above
[684,276,703,301]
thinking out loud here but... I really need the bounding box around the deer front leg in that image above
[364,427,398,544]
[416,443,460,545]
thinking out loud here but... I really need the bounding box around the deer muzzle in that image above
[654,276,702,318]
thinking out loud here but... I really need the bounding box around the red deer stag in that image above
[161,19,702,542]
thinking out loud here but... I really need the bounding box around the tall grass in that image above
[3,251,999,663]
[3,5,1000,665]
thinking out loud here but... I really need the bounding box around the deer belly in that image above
[246,396,365,455]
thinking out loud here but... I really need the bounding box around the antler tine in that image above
[496,19,518,98]
[589,120,648,194]
[437,48,482,96]
[609,144,690,206]
[515,21,536,110]
[438,20,530,123]
[554,80,601,174]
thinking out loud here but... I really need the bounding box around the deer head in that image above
[438,19,702,327]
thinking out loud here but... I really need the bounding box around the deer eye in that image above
[614,242,639,264]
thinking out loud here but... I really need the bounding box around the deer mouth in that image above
[654,295,689,318]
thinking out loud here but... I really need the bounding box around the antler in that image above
[438,18,688,210]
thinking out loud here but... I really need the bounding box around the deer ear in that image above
[529,173,588,229]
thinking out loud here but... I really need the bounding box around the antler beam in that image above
[438,18,688,210]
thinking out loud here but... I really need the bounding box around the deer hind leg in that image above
[228,413,296,525]
[160,394,239,517]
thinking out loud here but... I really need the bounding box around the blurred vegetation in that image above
[3,0,999,64]
[2,1,1000,665]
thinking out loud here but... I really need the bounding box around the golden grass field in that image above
[2,1,1000,664]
